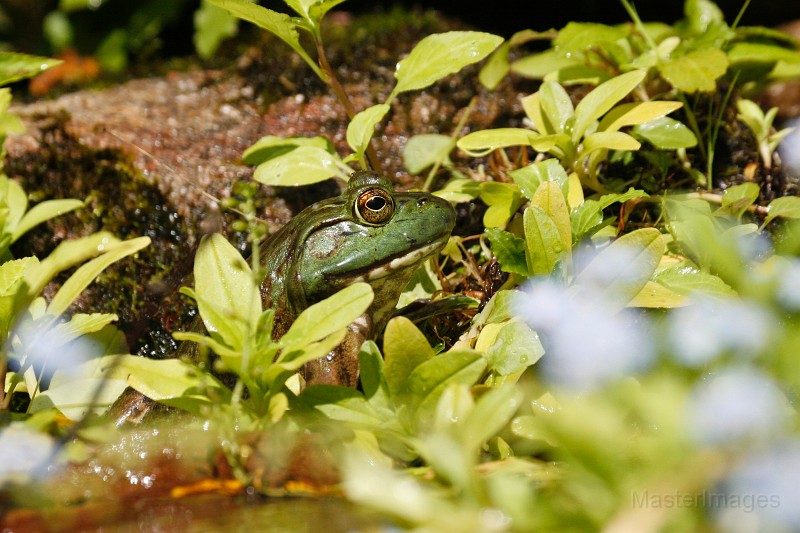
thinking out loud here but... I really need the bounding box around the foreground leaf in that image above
[392,31,503,98]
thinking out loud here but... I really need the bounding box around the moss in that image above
[6,115,191,357]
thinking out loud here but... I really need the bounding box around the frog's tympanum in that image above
[261,171,455,386]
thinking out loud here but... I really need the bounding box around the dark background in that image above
[347,0,799,35]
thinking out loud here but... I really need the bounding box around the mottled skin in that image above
[260,171,455,386]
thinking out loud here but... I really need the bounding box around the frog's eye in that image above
[356,188,394,224]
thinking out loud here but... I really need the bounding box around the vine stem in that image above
[315,37,383,175]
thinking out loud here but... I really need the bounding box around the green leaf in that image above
[532,181,572,253]
[570,199,605,242]
[300,385,384,426]
[479,41,510,90]
[596,188,650,211]
[12,199,84,243]
[632,117,698,149]
[113,355,228,413]
[628,280,686,308]
[457,128,537,157]
[523,205,563,276]
[572,70,646,144]
[581,131,641,154]
[763,196,800,227]
[486,228,529,276]
[29,377,129,420]
[539,81,574,134]
[253,145,350,186]
[49,313,118,347]
[194,0,239,60]
[407,350,486,426]
[359,341,392,415]
[206,0,325,80]
[281,282,373,350]
[480,182,524,229]
[461,385,522,453]
[391,31,503,98]
[685,0,725,34]
[46,236,150,318]
[0,52,62,86]
[510,49,581,80]
[714,182,760,219]
[432,178,479,204]
[347,104,390,164]
[276,328,346,370]
[554,22,629,55]
[654,262,736,298]
[384,316,435,405]
[659,48,729,93]
[404,134,455,175]
[485,320,544,375]
[574,228,665,311]
[242,135,333,165]
[193,233,260,350]
[509,158,570,201]
[597,101,683,133]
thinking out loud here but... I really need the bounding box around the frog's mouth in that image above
[350,236,449,283]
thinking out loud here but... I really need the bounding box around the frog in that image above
[259,170,455,386]
[112,171,454,424]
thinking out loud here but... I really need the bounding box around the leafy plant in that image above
[736,98,796,169]
[458,70,695,192]
[210,0,502,184]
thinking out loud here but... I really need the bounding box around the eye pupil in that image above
[365,196,386,211]
[356,188,394,224]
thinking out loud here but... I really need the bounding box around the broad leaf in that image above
[539,81,574,134]
[523,205,563,276]
[480,182,524,229]
[253,145,350,186]
[532,181,571,252]
[572,70,646,144]
[392,31,503,98]
[486,228,529,276]
[207,0,325,80]
[632,117,698,149]
[407,349,486,426]
[509,157,570,201]
[659,48,728,93]
[581,131,641,154]
[404,134,455,175]
[485,320,544,376]
[347,104,390,163]
[281,282,373,349]
[654,262,736,298]
[242,135,332,165]
[384,316,435,405]
[764,196,800,227]
[193,233,260,350]
[29,377,128,420]
[597,101,683,133]
[457,128,536,157]
[574,227,665,311]
[0,52,62,86]
[12,199,84,243]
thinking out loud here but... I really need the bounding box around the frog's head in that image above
[295,171,455,322]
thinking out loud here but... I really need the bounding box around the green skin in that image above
[261,171,455,386]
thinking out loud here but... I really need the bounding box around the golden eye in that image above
[356,188,394,224]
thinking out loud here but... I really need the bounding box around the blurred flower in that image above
[687,367,789,447]
[0,424,56,485]
[516,279,655,391]
[778,118,800,175]
[668,297,773,367]
[12,317,102,382]
[716,440,800,533]
[774,258,800,311]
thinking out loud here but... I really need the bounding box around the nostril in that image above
[417,197,428,207]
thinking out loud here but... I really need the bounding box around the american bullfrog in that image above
[113,171,454,423]
[260,170,455,386]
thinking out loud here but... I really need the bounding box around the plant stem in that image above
[314,36,384,174]
[422,97,477,191]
